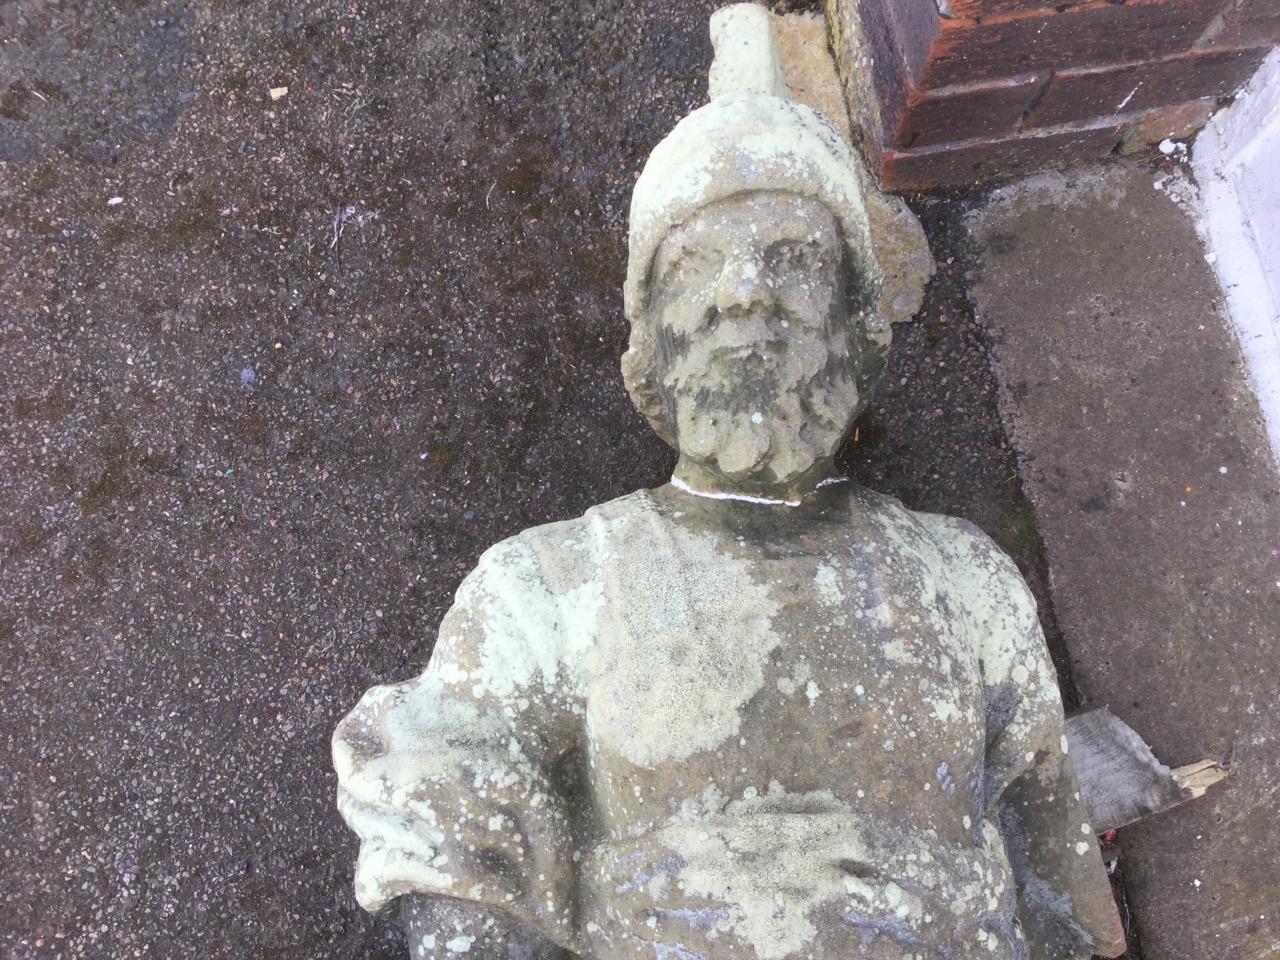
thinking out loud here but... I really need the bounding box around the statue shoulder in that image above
[885,503,1043,656]
[457,488,663,605]
[910,508,1027,594]
[845,488,1016,578]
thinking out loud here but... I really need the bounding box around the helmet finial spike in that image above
[708,4,792,101]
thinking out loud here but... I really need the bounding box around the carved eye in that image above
[765,240,822,273]
[674,247,724,280]
[654,245,724,310]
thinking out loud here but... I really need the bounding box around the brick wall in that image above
[825,0,1280,189]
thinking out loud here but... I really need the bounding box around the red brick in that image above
[1118,99,1216,152]
[890,74,1044,147]
[1027,47,1268,127]
[842,0,939,155]
[880,121,1126,190]
[1197,0,1280,48]
[947,0,1083,17]
[889,0,946,78]
[919,0,1224,89]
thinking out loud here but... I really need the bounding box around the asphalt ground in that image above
[3,2,1068,957]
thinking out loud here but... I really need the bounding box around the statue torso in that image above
[336,483,1048,960]
[537,486,1023,960]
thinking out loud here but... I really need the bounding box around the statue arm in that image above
[919,512,1123,959]
[970,542,1126,959]
[334,537,588,955]
[995,748,1127,960]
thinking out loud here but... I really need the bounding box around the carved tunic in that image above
[334,484,1108,960]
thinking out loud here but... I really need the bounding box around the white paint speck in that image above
[1116,83,1142,110]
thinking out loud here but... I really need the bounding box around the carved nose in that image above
[714,255,770,315]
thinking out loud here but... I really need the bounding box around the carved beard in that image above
[661,312,860,484]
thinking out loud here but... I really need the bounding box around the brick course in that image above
[1198,0,1280,49]
[920,0,1224,89]
[1027,47,1270,127]
[826,0,1278,189]
[890,74,1044,147]
[946,0,1089,18]
[881,121,1128,189]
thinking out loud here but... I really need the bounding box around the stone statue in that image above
[333,7,1125,959]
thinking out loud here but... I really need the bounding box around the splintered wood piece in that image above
[1172,759,1231,797]
[1065,705,1230,832]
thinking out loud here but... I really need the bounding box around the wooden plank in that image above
[1065,705,1229,832]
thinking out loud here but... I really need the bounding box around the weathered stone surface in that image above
[338,485,1118,959]
[771,12,935,329]
[335,9,1120,959]
[823,0,941,166]
[708,4,790,100]
[823,0,893,170]
[774,11,855,144]
[865,190,935,329]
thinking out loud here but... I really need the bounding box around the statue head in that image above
[622,5,893,500]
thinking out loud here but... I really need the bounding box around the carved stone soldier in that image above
[334,7,1125,959]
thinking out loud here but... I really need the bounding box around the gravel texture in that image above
[1,2,1061,957]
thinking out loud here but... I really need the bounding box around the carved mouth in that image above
[704,329,792,370]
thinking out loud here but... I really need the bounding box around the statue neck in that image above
[669,455,844,507]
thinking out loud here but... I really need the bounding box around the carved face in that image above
[650,191,862,485]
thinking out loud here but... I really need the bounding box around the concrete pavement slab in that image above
[967,164,1280,959]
